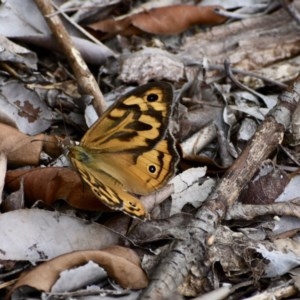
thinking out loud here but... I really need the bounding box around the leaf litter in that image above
[0,0,300,299]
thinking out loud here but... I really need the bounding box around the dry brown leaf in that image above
[240,161,290,205]
[132,5,226,35]
[5,167,106,211]
[87,5,226,38]
[0,124,43,166]
[9,246,148,298]
[0,124,62,166]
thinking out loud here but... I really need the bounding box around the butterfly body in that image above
[68,82,179,220]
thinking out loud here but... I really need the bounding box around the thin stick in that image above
[34,0,106,116]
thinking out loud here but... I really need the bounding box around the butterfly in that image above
[68,82,179,220]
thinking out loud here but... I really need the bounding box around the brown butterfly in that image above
[68,82,179,220]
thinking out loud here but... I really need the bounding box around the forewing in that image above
[81,82,174,152]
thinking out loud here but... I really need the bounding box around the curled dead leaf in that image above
[8,246,148,298]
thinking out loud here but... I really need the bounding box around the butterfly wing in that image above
[70,155,148,220]
[80,82,174,152]
[89,135,178,195]
[68,82,178,219]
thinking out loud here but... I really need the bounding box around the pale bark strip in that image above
[226,200,300,221]
[139,76,300,299]
[34,0,106,115]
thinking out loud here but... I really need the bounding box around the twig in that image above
[34,0,106,116]
[224,60,276,107]
[225,199,300,221]
[279,145,300,167]
[50,2,105,47]
[139,74,300,299]
[207,64,288,89]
